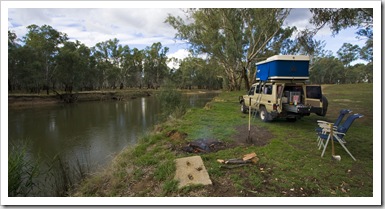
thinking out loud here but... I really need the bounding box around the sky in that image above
[5,2,370,69]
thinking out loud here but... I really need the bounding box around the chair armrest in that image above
[317,120,332,124]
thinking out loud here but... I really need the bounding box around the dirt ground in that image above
[167,124,274,155]
[231,124,275,147]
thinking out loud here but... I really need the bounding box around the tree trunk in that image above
[242,67,250,90]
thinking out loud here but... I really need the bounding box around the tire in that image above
[240,101,248,114]
[316,95,328,116]
[259,106,271,122]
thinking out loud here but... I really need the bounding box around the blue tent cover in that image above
[256,55,310,81]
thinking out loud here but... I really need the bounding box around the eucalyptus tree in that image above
[92,38,128,89]
[23,24,68,94]
[8,31,41,92]
[177,56,222,90]
[177,56,201,89]
[337,43,361,67]
[55,40,91,93]
[143,42,169,89]
[309,56,344,84]
[309,8,373,36]
[122,47,144,88]
[8,31,20,92]
[166,8,291,90]
[309,8,373,64]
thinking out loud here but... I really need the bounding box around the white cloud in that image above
[166,49,190,69]
[285,8,312,30]
[8,8,187,49]
[168,48,190,60]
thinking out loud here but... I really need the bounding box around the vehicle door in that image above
[260,84,274,111]
[305,85,323,108]
[245,85,256,108]
[276,83,285,112]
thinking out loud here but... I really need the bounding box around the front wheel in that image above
[259,106,271,122]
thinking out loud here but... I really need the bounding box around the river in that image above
[8,92,219,196]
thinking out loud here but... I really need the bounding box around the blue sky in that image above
[4,2,373,69]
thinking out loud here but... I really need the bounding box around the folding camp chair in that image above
[316,109,352,133]
[317,113,364,161]
[316,109,352,147]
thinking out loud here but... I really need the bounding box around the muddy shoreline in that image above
[8,89,221,108]
[8,90,153,108]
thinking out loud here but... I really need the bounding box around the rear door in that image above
[305,85,323,108]
[276,83,285,112]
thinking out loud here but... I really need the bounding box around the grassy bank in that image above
[72,83,373,197]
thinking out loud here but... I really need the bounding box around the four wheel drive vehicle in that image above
[238,55,328,122]
[239,81,328,122]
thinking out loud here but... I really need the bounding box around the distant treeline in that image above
[8,9,372,93]
[8,25,222,95]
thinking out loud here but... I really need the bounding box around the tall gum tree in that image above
[23,24,68,94]
[166,8,290,90]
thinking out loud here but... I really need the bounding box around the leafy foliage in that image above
[157,83,185,119]
[309,8,373,63]
[166,8,291,90]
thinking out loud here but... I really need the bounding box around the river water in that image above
[8,92,218,196]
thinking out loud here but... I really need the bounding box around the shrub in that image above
[8,140,40,196]
[157,84,186,119]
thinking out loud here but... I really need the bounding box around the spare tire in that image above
[316,95,328,116]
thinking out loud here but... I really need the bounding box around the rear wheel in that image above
[259,106,271,122]
[240,101,248,114]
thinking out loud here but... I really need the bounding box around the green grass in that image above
[73,83,374,197]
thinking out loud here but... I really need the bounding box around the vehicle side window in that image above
[248,86,255,95]
[255,85,261,93]
[263,85,272,95]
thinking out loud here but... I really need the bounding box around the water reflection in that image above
[141,97,146,127]
[8,93,218,196]
[9,93,217,167]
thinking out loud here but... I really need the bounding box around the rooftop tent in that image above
[255,55,310,81]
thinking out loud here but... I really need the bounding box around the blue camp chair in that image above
[316,109,352,133]
[317,113,364,161]
[316,109,352,147]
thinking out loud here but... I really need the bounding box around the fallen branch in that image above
[216,152,259,165]
[220,164,249,169]
[225,159,253,164]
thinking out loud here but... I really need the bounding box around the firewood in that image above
[242,152,257,161]
[225,159,251,164]
[216,159,225,164]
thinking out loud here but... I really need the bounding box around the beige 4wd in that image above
[239,80,328,122]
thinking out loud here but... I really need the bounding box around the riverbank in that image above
[8,89,221,108]
[71,84,374,200]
